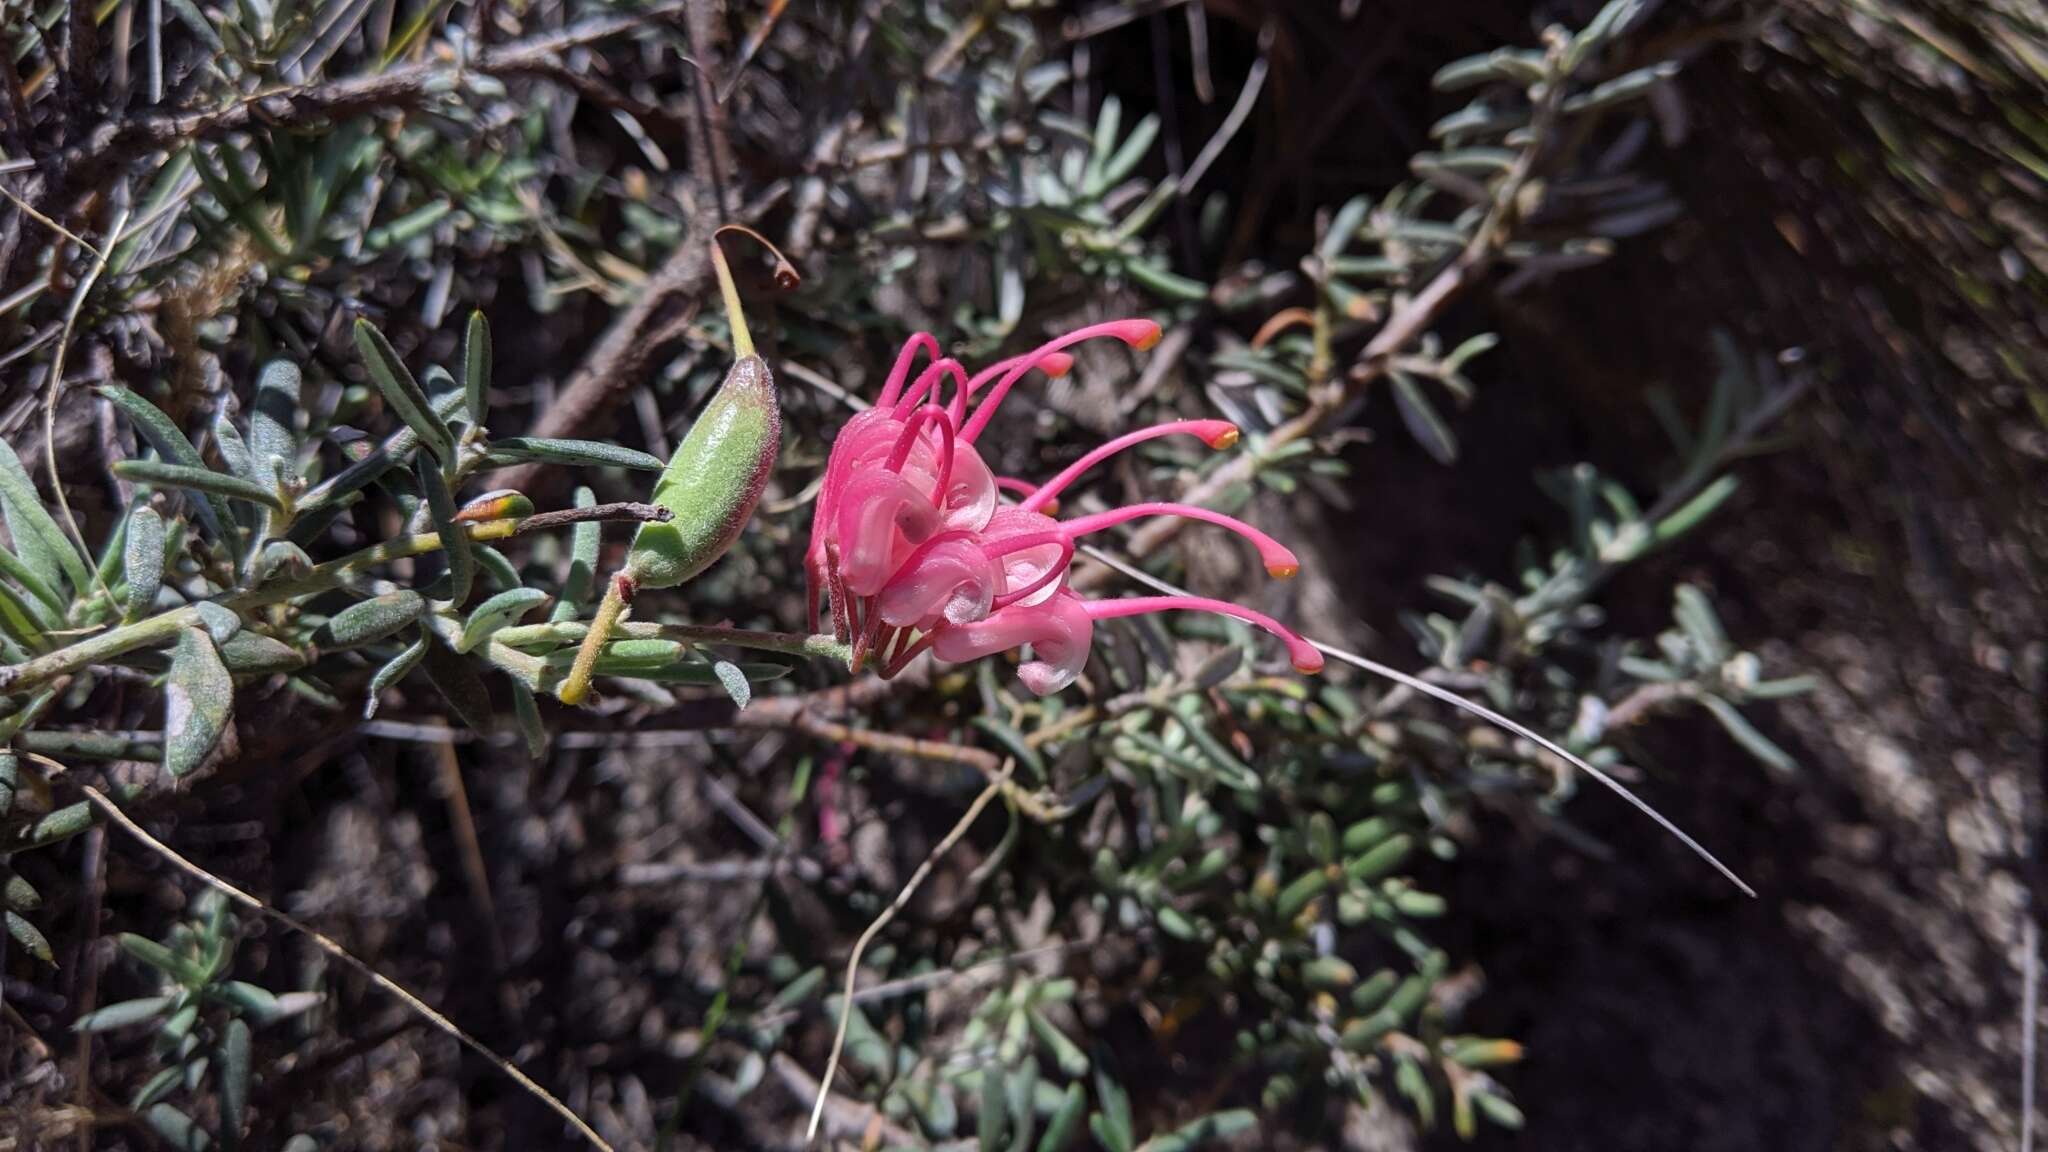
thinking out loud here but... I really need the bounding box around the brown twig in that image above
[490,213,712,498]
[43,0,694,212]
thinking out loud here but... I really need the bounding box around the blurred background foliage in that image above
[0,0,2041,1150]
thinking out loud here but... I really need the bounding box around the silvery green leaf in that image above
[1036,1083,1085,1152]
[353,319,455,464]
[3,872,39,912]
[20,801,92,848]
[254,540,315,584]
[123,505,165,622]
[416,456,472,605]
[1653,475,1739,543]
[1321,195,1374,262]
[364,636,426,719]
[457,587,548,653]
[1701,695,1797,774]
[218,631,304,675]
[74,995,174,1032]
[164,627,233,778]
[143,1103,209,1152]
[711,659,751,709]
[5,910,53,964]
[979,1061,1008,1151]
[1090,1067,1133,1152]
[193,602,241,644]
[474,545,521,592]
[1673,584,1728,664]
[1096,112,1159,191]
[0,541,64,624]
[484,438,663,472]
[297,391,466,516]
[221,1017,251,1148]
[1389,371,1458,465]
[214,408,254,480]
[551,487,600,622]
[1443,332,1500,372]
[251,359,303,488]
[113,460,286,512]
[462,310,491,426]
[325,590,426,647]
[131,1065,181,1110]
[97,385,235,546]
[0,581,49,651]
[0,439,92,596]
[511,682,547,759]
[1562,62,1680,114]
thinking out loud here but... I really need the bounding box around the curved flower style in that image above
[807,320,1325,695]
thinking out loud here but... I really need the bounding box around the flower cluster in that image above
[806,320,1324,695]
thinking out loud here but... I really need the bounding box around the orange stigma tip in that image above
[1041,499,1061,516]
[1041,352,1075,379]
[1132,323,1164,351]
[1294,656,1326,675]
[1267,563,1300,580]
[1206,426,1241,450]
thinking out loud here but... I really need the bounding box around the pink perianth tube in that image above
[960,320,1162,443]
[1018,420,1240,513]
[1084,595,1324,673]
[877,332,941,408]
[1054,502,1300,578]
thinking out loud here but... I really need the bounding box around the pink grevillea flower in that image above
[807,320,1325,695]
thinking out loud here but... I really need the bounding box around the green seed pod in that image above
[623,355,780,590]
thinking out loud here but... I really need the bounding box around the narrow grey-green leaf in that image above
[0,579,49,651]
[364,635,427,719]
[1389,372,1457,465]
[484,438,664,472]
[1036,1083,1086,1152]
[712,659,752,709]
[979,1061,1009,1151]
[416,455,472,605]
[193,602,242,644]
[214,408,255,480]
[324,590,426,647]
[462,310,491,426]
[1700,694,1797,774]
[131,1064,182,1109]
[420,633,494,734]
[98,385,235,546]
[511,682,547,759]
[218,631,305,675]
[3,872,40,912]
[75,995,174,1032]
[124,505,166,622]
[164,628,233,778]
[220,1017,251,1148]
[353,319,454,463]
[143,1103,211,1151]
[114,460,286,512]
[0,543,65,625]
[297,390,466,516]
[251,359,303,489]
[458,587,548,653]
[551,486,600,622]
[0,439,92,596]
[6,910,54,964]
